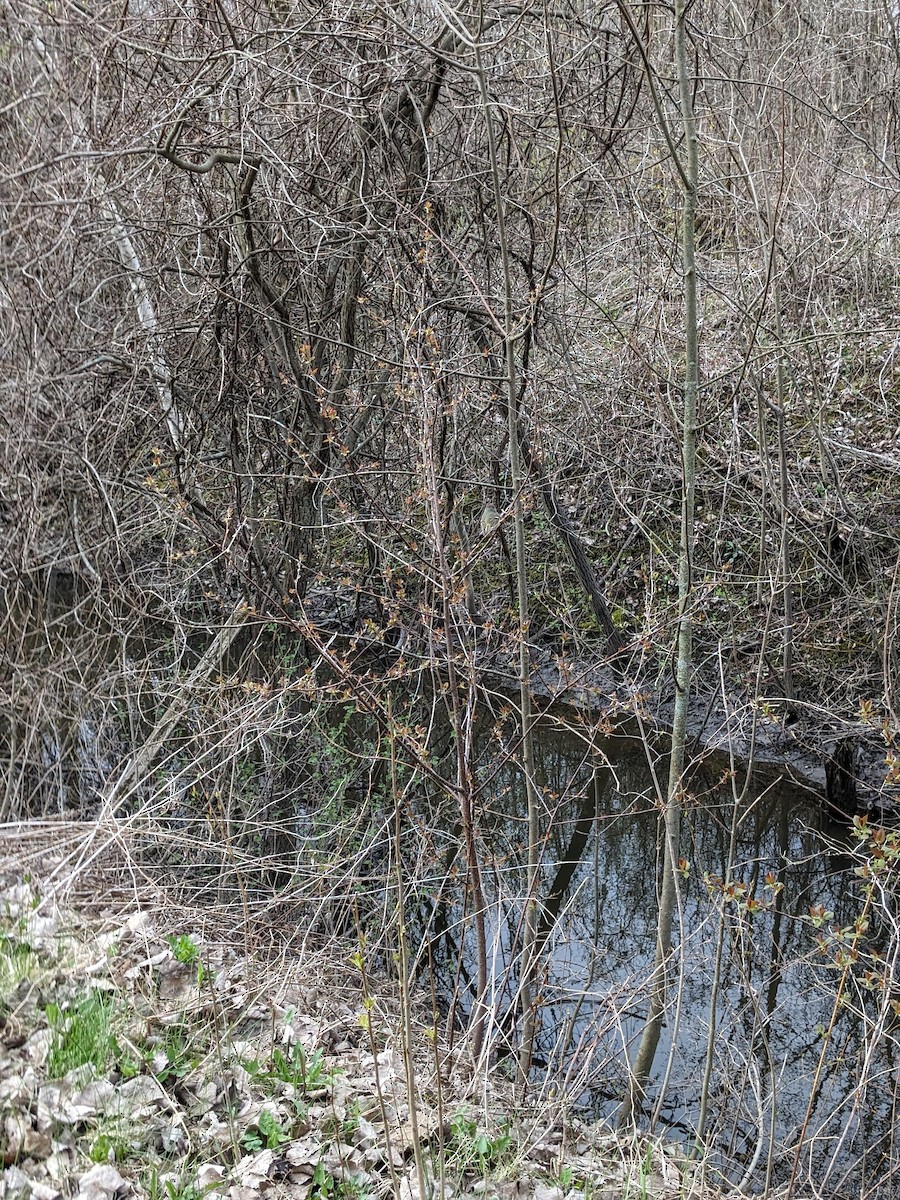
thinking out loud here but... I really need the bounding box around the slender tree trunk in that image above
[622,0,698,1124]
[421,375,489,1060]
[470,36,542,1084]
[463,319,622,649]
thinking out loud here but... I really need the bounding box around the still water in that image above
[4,587,897,1196]
[418,720,899,1196]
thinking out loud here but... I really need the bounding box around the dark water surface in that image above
[420,720,899,1196]
[5,588,897,1196]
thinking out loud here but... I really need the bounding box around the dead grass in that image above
[0,821,740,1200]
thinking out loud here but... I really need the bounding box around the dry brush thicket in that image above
[2,0,900,1192]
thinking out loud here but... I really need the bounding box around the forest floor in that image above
[0,826,747,1200]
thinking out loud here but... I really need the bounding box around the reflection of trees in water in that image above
[14,610,897,1196]
[420,720,896,1191]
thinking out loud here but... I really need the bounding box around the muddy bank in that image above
[469,642,896,820]
[295,579,896,820]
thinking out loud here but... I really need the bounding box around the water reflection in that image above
[4,585,898,1195]
[422,721,900,1194]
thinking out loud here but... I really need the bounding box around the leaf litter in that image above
[0,844,730,1200]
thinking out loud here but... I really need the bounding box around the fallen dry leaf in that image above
[75,1163,130,1200]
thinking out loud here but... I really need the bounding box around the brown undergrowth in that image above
[0,825,733,1200]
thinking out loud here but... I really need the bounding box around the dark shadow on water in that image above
[417,720,900,1196]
